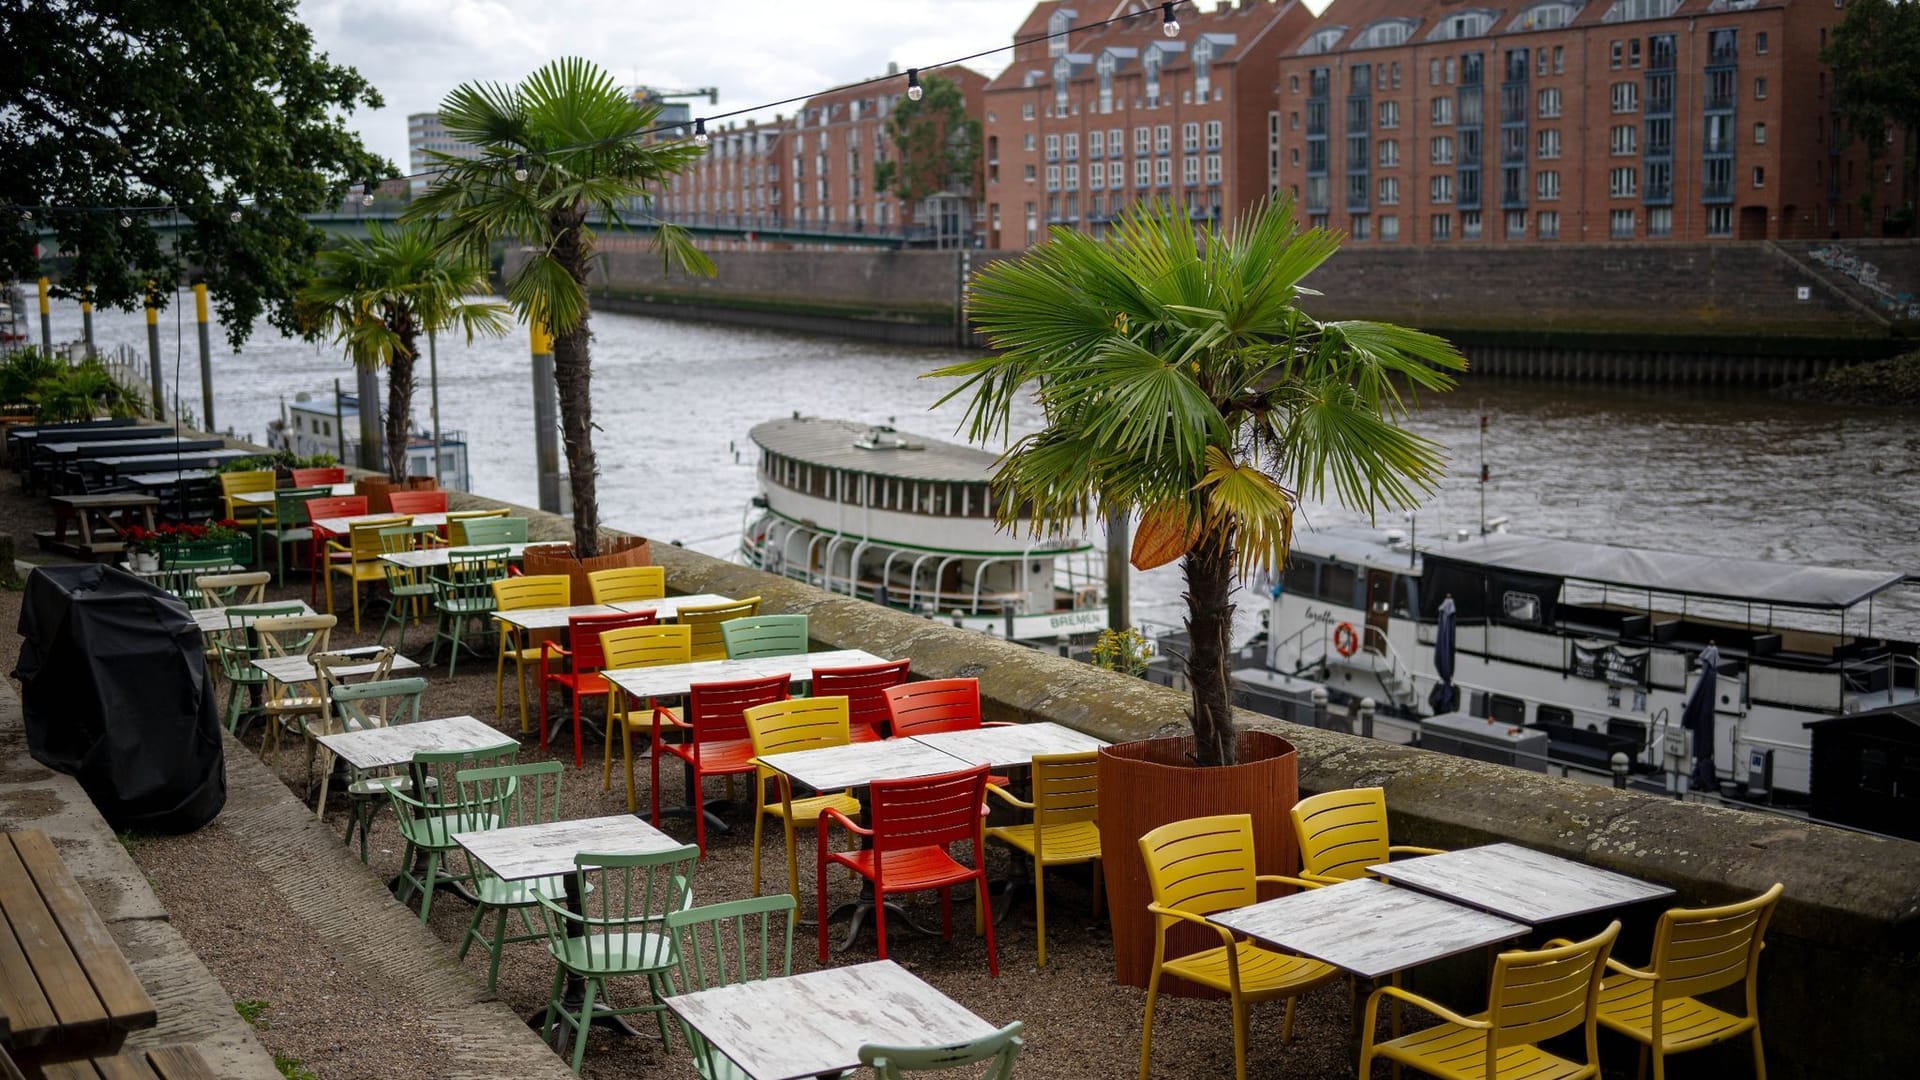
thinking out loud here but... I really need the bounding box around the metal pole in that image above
[36,277,51,353]
[1105,507,1131,631]
[80,296,94,359]
[144,288,164,419]
[530,320,562,513]
[427,327,443,487]
[193,284,214,431]
[355,363,382,475]
[333,378,346,463]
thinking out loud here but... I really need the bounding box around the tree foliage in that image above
[295,223,509,480]
[0,0,388,348]
[1823,0,1920,226]
[940,198,1465,765]
[404,57,714,554]
[873,74,982,204]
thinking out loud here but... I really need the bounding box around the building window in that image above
[1538,87,1561,119]
[1024,164,1036,181]
[1430,58,1441,86]
[1154,125,1172,154]
[1046,165,1060,191]
[1611,82,1638,114]
[1135,127,1150,155]
[1462,211,1482,240]
[1754,121,1766,145]
[1755,77,1767,100]
[1537,129,1561,159]
[1431,136,1455,165]
[1023,103,1035,121]
[1756,31,1768,55]
[1090,130,1104,157]
[1707,205,1732,236]
[1154,158,1171,187]
[1629,38,1642,67]
[1183,122,1200,153]
[1378,176,1401,205]
[1432,96,1454,125]
[1352,214,1371,241]
[1090,161,1104,189]
[1135,159,1151,187]
[1538,209,1559,238]
[1379,139,1400,167]
[1046,133,1059,161]
[1505,210,1526,239]
[1381,214,1400,241]
[1431,213,1453,240]
[1378,101,1400,129]
[1110,128,1123,157]
[1753,165,1765,188]
[1430,175,1454,203]
[1182,156,1200,186]
[1610,208,1634,238]
[1204,154,1221,184]
[1610,124,1638,156]
[1291,74,1301,94]
[1553,46,1565,74]
[1536,170,1560,200]
[1610,40,1622,69]
[1609,166,1638,198]
[1647,207,1672,237]
[1065,164,1079,190]
[1204,120,1222,149]
[1064,132,1079,160]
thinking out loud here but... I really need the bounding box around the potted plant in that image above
[122,526,164,573]
[1091,626,1155,677]
[940,196,1464,991]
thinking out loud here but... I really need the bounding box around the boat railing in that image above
[1274,619,1331,676]
[1365,631,1420,711]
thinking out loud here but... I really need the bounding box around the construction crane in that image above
[631,86,719,107]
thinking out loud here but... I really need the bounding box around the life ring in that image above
[1333,622,1360,658]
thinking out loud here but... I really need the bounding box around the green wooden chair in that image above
[719,614,810,660]
[157,538,245,599]
[377,523,441,648]
[321,673,425,860]
[262,486,328,587]
[532,845,699,1073]
[456,760,567,991]
[459,517,529,547]
[388,741,518,922]
[665,894,803,1080]
[859,1022,1026,1079]
[211,602,306,732]
[429,546,510,677]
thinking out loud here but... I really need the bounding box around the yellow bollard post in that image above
[530,320,561,513]
[145,285,164,419]
[193,283,214,431]
[36,277,50,353]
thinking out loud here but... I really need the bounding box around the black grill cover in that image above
[13,564,226,833]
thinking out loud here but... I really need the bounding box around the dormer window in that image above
[1053,56,1071,112]
[1097,52,1117,113]
[1428,9,1497,41]
[1353,19,1416,49]
[1144,49,1161,106]
[1511,1,1585,31]
[1604,0,1680,21]
[1192,39,1215,98]
[1298,27,1348,56]
[1048,9,1077,57]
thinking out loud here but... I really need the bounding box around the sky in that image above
[298,0,1332,173]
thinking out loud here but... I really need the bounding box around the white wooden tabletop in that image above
[190,601,315,633]
[1209,878,1529,981]
[907,722,1109,769]
[664,960,997,1080]
[252,647,422,684]
[231,484,357,505]
[608,594,738,621]
[491,603,621,631]
[312,511,447,535]
[762,737,975,793]
[453,814,684,882]
[1368,843,1676,926]
[378,543,534,569]
[121,470,214,488]
[602,648,886,702]
[315,714,512,771]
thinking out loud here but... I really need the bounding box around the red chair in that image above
[290,466,346,487]
[816,764,997,975]
[812,659,911,743]
[302,495,367,603]
[539,610,658,767]
[884,677,1010,784]
[388,490,449,516]
[653,673,790,855]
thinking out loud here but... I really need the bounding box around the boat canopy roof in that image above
[1426,533,1905,611]
[750,417,1000,483]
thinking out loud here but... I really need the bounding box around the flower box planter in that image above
[1097,729,1299,998]
[519,535,651,601]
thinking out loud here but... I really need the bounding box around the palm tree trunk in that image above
[385,319,418,482]
[554,218,599,556]
[1182,531,1238,767]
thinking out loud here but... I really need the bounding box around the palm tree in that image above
[404,57,714,555]
[937,197,1466,766]
[296,221,510,480]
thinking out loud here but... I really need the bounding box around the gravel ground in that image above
[0,472,1367,1080]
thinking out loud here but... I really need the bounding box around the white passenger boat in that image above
[739,416,1107,640]
[268,390,471,491]
[1242,523,1918,803]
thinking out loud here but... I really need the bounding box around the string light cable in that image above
[5,0,1193,218]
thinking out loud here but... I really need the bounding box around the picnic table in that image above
[664,960,997,1080]
[1367,842,1675,925]
[29,1045,217,1080]
[0,830,156,1066]
[37,494,159,559]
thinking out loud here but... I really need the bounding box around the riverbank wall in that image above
[441,484,1917,1080]
[545,240,1920,380]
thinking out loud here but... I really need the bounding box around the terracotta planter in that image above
[520,535,652,602]
[1098,729,1299,998]
[355,477,393,514]
[404,476,438,490]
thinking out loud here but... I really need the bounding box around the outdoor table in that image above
[1368,842,1675,926]
[663,960,996,1080]
[40,493,158,558]
[601,648,886,701]
[229,484,356,507]
[189,600,316,634]
[84,447,252,474]
[906,722,1109,769]
[491,603,621,633]
[453,814,684,1041]
[119,469,214,490]
[378,543,536,570]
[607,593,738,621]
[315,714,509,772]
[36,436,220,460]
[312,511,448,535]
[253,646,422,685]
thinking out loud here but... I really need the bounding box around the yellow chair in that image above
[220,469,278,524]
[324,516,406,633]
[985,750,1102,967]
[490,574,570,732]
[587,565,666,604]
[678,596,762,661]
[742,697,863,910]
[1290,786,1444,885]
[1361,921,1621,1080]
[446,507,508,545]
[1595,883,1782,1080]
[601,624,694,811]
[1137,814,1340,1080]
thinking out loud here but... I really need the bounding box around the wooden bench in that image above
[3,1044,214,1080]
[0,831,156,1067]
[37,495,160,560]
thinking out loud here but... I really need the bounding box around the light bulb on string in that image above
[120,216,132,227]
[1161,2,1180,36]
[692,119,709,146]
[512,154,529,182]
[19,210,31,222]
[361,180,376,206]
[230,209,243,223]
[906,68,923,102]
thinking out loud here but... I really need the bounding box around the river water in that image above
[46,293,1920,639]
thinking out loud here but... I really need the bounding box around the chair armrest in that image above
[981,721,1016,728]
[817,805,871,839]
[1602,957,1658,980]
[1146,902,1239,950]
[1387,845,1446,857]
[1300,871,1346,887]
[985,783,1034,811]
[326,539,350,555]
[1255,874,1324,891]
[1368,984,1489,1031]
[541,640,571,661]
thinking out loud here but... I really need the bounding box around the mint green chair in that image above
[388,741,518,922]
[429,546,510,677]
[377,523,441,648]
[212,601,306,731]
[456,760,568,991]
[262,486,327,585]
[720,614,810,660]
[860,1022,1026,1078]
[459,517,529,547]
[533,846,699,1073]
[665,894,802,1080]
[323,673,423,860]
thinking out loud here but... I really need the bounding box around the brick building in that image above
[980,1,1316,250]
[1271,0,1883,246]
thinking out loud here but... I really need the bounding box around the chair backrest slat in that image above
[1031,751,1100,829]
[744,697,852,759]
[1487,922,1618,1054]
[347,517,407,560]
[458,517,528,547]
[884,678,983,737]
[811,659,911,740]
[566,611,659,672]
[290,466,346,487]
[327,673,422,731]
[457,760,565,830]
[492,574,571,611]
[387,490,448,516]
[1290,787,1392,883]
[588,566,665,603]
[869,766,990,853]
[686,674,790,748]
[678,597,763,662]
[305,495,368,522]
[195,571,268,608]
[719,614,809,660]
[600,625,693,671]
[1650,883,1782,1002]
[1137,813,1260,918]
[271,486,331,527]
[859,1021,1025,1080]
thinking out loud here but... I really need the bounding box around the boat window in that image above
[1284,557,1318,598]
[1535,703,1573,728]
[1393,574,1417,618]
[1320,561,1358,607]
[1488,694,1526,725]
